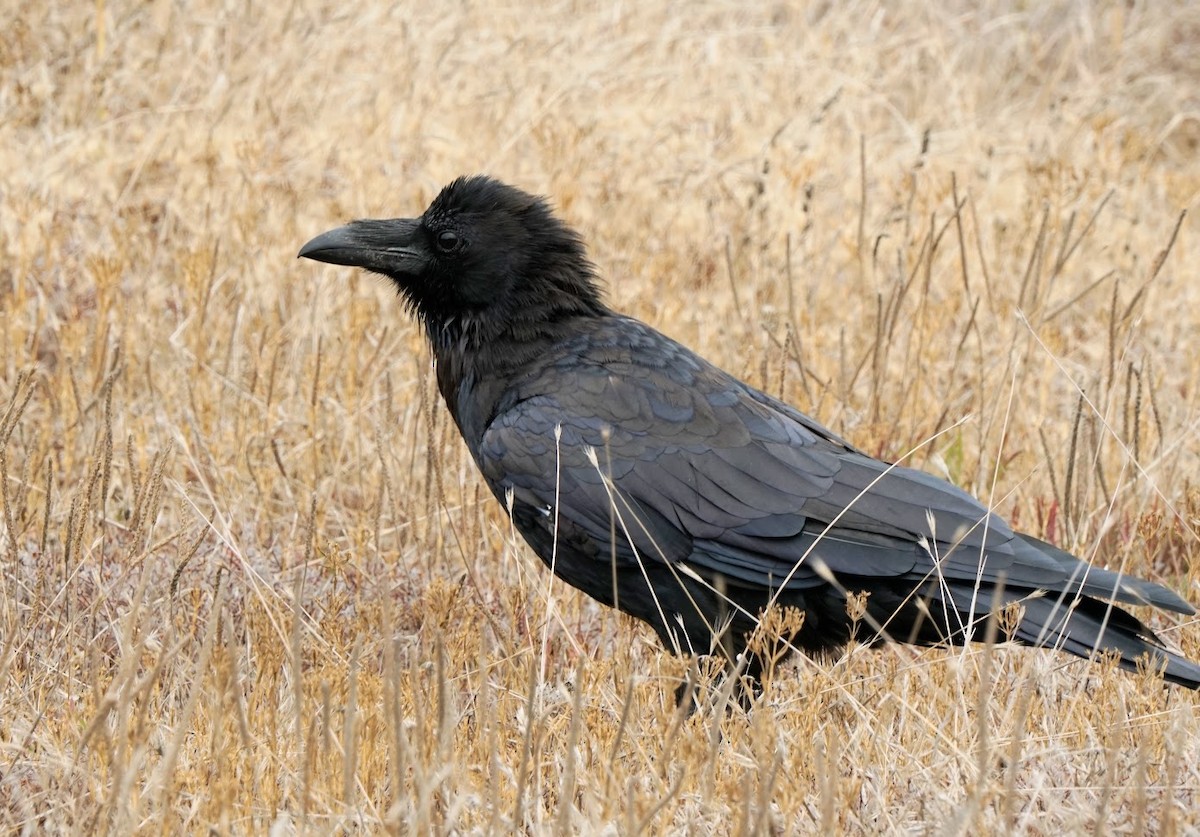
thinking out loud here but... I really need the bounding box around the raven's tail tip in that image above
[1149,649,1200,690]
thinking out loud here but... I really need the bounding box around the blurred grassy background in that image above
[2,1,1198,832]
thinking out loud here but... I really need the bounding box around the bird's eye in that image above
[436,230,460,253]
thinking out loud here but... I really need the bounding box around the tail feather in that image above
[946,582,1200,689]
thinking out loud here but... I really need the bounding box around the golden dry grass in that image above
[3,0,1200,833]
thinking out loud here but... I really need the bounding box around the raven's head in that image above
[299,176,605,346]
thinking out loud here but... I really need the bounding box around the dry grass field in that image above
[3,0,1200,833]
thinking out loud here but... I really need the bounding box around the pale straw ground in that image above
[2,1,1199,833]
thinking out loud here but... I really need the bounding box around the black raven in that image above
[300,175,1200,694]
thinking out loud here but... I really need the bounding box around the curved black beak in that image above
[298,218,430,277]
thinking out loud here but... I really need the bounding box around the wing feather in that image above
[475,317,1192,619]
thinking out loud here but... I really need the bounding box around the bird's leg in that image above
[727,652,764,712]
[673,653,762,715]
[674,659,703,717]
